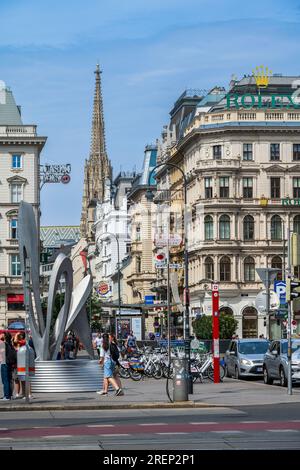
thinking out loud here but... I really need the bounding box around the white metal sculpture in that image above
[18,201,94,361]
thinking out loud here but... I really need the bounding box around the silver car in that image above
[225,339,270,379]
[263,339,300,386]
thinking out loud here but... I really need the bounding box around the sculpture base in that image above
[31,360,103,393]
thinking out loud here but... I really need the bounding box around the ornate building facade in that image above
[0,83,47,327]
[154,75,300,339]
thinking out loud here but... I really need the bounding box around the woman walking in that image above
[97,333,123,396]
[109,333,123,392]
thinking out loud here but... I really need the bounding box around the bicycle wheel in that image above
[152,364,163,379]
[118,365,130,379]
[129,368,142,381]
[207,364,225,381]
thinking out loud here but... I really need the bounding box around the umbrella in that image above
[8,322,25,330]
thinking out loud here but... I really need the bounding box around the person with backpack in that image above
[96,333,123,397]
[109,333,123,392]
[0,332,16,400]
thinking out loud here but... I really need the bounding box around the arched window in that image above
[204,256,214,280]
[219,306,233,316]
[243,215,254,241]
[220,256,231,281]
[294,215,300,234]
[219,215,230,240]
[204,215,213,240]
[244,256,255,282]
[271,215,282,240]
[271,255,282,281]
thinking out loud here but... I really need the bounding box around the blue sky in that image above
[1,0,300,225]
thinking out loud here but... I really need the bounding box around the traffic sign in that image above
[292,320,298,330]
[255,290,280,313]
[274,281,286,304]
[256,268,281,288]
[154,234,182,247]
[169,263,183,269]
[145,295,155,305]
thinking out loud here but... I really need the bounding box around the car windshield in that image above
[281,341,300,355]
[238,342,269,355]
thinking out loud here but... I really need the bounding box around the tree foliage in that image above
[192,313,238,339]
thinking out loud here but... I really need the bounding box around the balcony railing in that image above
[0,125,37,137]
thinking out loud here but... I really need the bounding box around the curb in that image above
[0,401,221,412]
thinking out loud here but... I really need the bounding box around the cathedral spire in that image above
[90,63,106,158]
[80,65,112,240]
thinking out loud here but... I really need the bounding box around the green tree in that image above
[88,293,104,332]
[192,313,238,339]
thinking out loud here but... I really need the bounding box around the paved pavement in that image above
[1,376,300,410]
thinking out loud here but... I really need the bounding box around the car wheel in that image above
[263,366,273,385]
[225,365,231,378]
[234,366,240,380]
[280,367,287,387]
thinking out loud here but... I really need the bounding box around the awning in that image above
[7,294,24,303]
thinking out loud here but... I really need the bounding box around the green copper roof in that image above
[0,87,23,125]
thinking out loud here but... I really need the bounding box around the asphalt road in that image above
[0,403,300,450]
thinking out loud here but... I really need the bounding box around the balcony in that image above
[0,125,37,137]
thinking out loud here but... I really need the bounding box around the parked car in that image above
[225,338,270,379]
[263,339,300,386]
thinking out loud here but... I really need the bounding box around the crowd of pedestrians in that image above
[0,331,34,400]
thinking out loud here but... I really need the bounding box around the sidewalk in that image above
[1,377,300,411]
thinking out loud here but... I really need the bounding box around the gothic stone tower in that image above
[80,65,112,241]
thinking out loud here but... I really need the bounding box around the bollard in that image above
[172,357,188,402]
[17,345,35,379]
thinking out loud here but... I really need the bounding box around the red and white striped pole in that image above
[212,283,220,383]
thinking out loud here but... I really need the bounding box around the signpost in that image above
[212,283,220,384]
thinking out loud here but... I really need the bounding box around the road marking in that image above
[267,429,299,433]
[291,420,300,422]
[190,422,218,425]
[211,430,244,434]
[86,424,114,428]
[139,423,167,426]
[0,428,8,430]
[98,433,130,437]
[43,435,73,439]
[0,438,12,440]
[156,432,188,435]
[241,421,268,424]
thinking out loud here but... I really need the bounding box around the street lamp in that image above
[146,162,193,394]
[95,232,121,339]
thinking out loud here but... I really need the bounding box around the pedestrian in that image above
[16,332,34,399]
[0,332,16,400]
[73,335,80,359]
[12,334,22,398]
[97,333,123,397]
[109,333,123,392]
[125,331,137,353]
[93,332,103,359]
[63,335,74,359]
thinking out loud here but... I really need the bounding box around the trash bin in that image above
[172,357,188,402]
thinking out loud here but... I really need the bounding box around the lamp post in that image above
[96,232,121,339]
[146,162,193,394]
